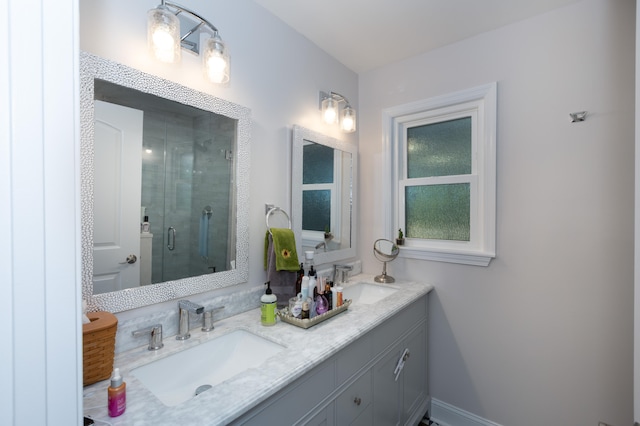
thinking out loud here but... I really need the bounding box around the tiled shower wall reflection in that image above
[141,110,235,284]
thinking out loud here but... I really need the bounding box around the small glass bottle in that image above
[316,292,329,315]
[301,301,310,319]
[290,294,303,318]
[294,263,304,295]
[325,281,333,310]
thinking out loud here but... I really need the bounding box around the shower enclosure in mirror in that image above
[292,125,357,266]
[93,80,236,294]
[81,52,250,313]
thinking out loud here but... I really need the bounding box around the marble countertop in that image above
[83,274,433,425]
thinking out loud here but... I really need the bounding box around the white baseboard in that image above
[430,399,503,426]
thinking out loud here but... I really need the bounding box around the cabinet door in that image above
[372,346,402,426]
[402,322,427,424]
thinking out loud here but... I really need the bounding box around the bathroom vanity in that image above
[82,275,432,425]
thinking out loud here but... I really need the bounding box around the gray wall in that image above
[358,1,634,425]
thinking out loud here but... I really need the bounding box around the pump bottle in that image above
[108,368,126,417]
[261,281,277,326]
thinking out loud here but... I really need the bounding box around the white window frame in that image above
[382,83,497,266]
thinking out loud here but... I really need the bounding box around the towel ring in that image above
[266,207,291,235]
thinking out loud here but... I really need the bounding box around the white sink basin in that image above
[342,282,398,305]
[130,329,285,407]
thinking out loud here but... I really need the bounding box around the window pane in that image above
[405,183,470,241]
[303,142,334,184]
[407,117,472,178]
[303,190,331,232]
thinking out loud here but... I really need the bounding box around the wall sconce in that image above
[147,1,230,85]
[319,91,357,133]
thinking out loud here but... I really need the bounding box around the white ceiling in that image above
[253,0,581,73]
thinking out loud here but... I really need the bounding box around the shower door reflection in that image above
[141,109,236,284]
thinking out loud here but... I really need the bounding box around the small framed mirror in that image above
[373,239,399,283]
[291,125,357,266]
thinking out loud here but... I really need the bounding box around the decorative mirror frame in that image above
[291,125,357,266]
[80,52,251,313]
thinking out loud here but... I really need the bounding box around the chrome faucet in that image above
[315,241,327,251]
[333,264,353,284]
[132,324,164,351]
[176,300,204,340]
[201,306,225,332]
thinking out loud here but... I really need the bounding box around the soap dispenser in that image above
[107,367,126,417]
[141,215,150,233]
[261,281,277,326]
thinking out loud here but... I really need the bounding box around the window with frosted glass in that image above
[405,184,470,241]
[302,142,334,232]
[407,117,471,178]
[404,117,472,242]
[303,190,331,232]
[386,82,496,265]
[303,142,334,184]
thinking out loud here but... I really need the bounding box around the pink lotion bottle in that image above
[108,368,126,417]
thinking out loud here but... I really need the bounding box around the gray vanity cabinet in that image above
[372,322,428,425]
[232,294,428,426]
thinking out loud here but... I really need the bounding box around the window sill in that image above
[397,246,494,267]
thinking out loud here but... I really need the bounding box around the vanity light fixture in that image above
[320,91,356,133]
[147,1,230,85]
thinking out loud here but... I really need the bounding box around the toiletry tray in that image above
[277,299,352,329]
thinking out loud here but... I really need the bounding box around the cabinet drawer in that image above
[303,403,334,426]
[351,404,373,426]
[335,370,372,425]
[373,295,426,354]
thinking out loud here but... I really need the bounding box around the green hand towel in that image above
[264,228,300,271]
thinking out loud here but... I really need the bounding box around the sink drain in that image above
[195,384,212,396]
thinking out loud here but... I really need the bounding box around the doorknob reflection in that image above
[120,254,138,264]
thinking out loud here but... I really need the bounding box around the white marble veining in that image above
[83,273,432,425]
[114,285,264,354]
[112,261,361,354]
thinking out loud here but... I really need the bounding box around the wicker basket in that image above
[83,311,118,386]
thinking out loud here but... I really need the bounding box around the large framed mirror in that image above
[292,125,357,266]
[81,52,250,313]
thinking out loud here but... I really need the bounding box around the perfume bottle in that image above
[315,293,329,315]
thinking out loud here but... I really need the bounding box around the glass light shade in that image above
[147,7,181,63]
[203,35,230,84]
[321,97,339,124]
[341,105,356,132]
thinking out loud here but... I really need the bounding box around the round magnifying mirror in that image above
[373,239,399,283]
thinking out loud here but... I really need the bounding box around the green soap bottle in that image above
[261,281,277,326]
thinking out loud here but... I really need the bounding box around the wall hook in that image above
[570,111,588,122]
